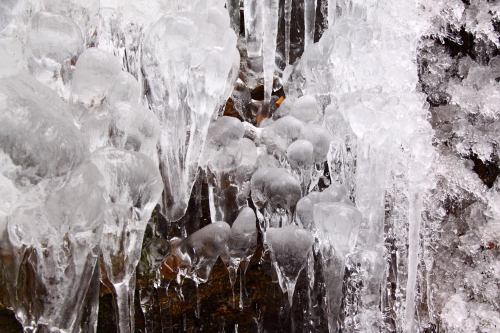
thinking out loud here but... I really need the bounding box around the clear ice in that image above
[1,0,500,332]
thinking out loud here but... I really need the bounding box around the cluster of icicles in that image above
[0,0,435,332]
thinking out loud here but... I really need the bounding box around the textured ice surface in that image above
[0,72,104,332]
[8,162,106,332]
[203,116,246,222]
[266,225,314,305]
[0,74,88,183]
[262,115,304,158]
[70,48,122,122]
[203,116,245,174]
[142,6,238,221]
[43,0,100,45]
[25,11,83,100]
[81,101,160,162]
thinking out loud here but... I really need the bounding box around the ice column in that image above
[92,147,163,333]
[405,134,434,332]
[142,7,239,221]
[266,225,314,305]
[220,207,258,308]
[0,74,103,332]
[304,0,317,49]
[226,0,240,34]
[202,116,245,223]
[284,0,293,64]
[262,0,279,116]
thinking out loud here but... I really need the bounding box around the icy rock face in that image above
[142,6,239,221]
[24,11,84,100]
[220,207,258,307]
[0,73,105,332]
[161,222,231,285]
[91,147,163,333]
[250,167,302,235]
[266,225,314,305]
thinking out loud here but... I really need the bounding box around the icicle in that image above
[262,0,280,117]
[304,0,317,50]
[328,0,336,26]
[139,289,154,333]
[226,0,240,35]
[405,175,425,332]
[284,0,293,64]
[244,0,264,58]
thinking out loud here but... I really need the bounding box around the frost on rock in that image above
[141,6,238,221]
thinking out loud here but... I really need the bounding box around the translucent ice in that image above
[142,6,238,221]
[8,162,106,333]
[25,11,84,100]
[70,48,122,122]
[43,0,100,46]
[286,139,314,195]
[203,116,245,222]
[220,207,258,308]
[250,167,301,236]
[91,147,163,333]
[105,71,141,105]
[313,200,362,331]
[290,95,320,124]
[266,225,314,305]
[161,222,231,285]
[81,101,160,162]
[0,72,104,332]
[203,116,245,174]
[262,115,304,158]
[0,73,88,183]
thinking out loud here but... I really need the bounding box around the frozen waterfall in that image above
[1,0,500,332]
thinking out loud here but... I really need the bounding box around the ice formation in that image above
[141,6,239,221]
[1,0,500,332]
